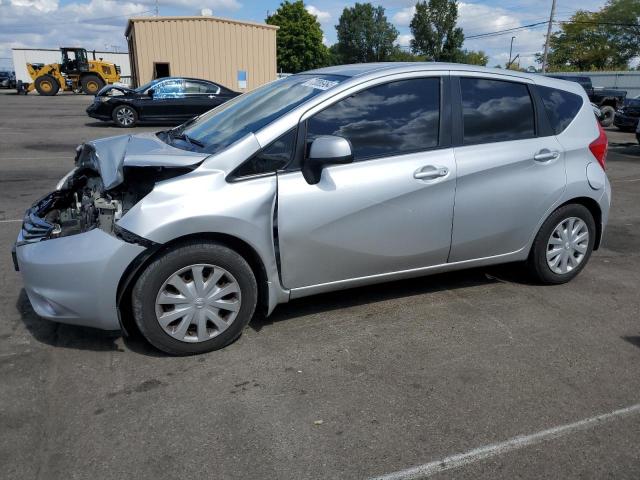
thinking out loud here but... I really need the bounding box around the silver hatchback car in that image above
[13,63,611,355]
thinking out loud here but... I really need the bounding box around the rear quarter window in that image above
[538,86,583,135]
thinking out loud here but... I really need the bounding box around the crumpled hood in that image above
[95,84,136,97]
[75,132,209,189]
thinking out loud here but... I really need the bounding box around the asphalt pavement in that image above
[1,90,639,479]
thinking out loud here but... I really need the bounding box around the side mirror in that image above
[147,88,154,97]
[302,136,353,185]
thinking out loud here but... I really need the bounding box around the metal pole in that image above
[507,36,515,69]
[542,0,557,73]
[155,0,159,16]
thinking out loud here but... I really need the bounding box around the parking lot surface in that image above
[1,90,639,479]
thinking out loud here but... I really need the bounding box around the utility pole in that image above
[154,0,159,17]
[507,36,516,69]
[542,0,557,73]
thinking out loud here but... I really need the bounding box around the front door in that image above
[142,78,189,121]
[277,76,457,289]
[449,76,566,262]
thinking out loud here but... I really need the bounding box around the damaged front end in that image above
[17,133,208,250]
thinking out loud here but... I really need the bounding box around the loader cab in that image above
[60,48,89,74]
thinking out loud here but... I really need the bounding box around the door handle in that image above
[533,149,560,162]
[208,95,216,99]
[414,165,449,180]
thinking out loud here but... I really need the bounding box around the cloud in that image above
[0,0,241,69]
[392,6,415,26]
[395,34,413,47]
[306,5,330,23]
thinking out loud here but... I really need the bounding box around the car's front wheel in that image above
[528,204,596,284]
[132,242,258,355]
[112,105,138,127]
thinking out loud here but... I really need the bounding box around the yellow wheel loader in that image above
[25,47,121,96]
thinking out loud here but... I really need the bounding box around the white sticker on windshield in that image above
[301,78,339,91]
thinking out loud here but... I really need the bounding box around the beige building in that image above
[125,16,278,91]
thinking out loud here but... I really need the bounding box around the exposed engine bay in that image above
[19,136,207,245]
[34,167,156,239]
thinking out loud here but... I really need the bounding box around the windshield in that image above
[170,74,346,155]
[135,78,164,93]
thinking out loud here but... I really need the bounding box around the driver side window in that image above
[154,79,184,98]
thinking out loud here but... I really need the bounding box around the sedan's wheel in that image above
[112,105,138,127]
[155,264,241,343]
[132,242,257,355]
[528,204,596,284]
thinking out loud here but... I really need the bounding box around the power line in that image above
[465,21,548,39]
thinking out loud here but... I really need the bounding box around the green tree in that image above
[410,0,464,61]
[335,3,399,63]
[388,47,426,62]
[458,49,489,66]
[539,0,640,71]
[266,1,329,73]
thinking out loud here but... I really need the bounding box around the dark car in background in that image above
[0,71,16,89]
[86,77,239,127]
[614,95,640,132]
[546,75,626,127]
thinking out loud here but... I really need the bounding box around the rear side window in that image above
[460,78,535,144]
[307,78,440,161]
[538,86,583,135]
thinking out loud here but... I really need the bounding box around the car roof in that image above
[305,62,587,97]
[306,62,536,80]
[155,77,219,84]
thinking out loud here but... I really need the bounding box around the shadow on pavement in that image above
[622,336,640,349]
[17,264,533,352]
[16,288,167,356]
[253,264,531,331]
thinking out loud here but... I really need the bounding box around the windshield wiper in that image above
[170,131,205,149]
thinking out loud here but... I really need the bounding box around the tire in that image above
[132,242,258,355]
[34,75,59,96]
[599,105,615,127]
[81,75,104,95]
[527,204,596,285]
[112,104,138,127]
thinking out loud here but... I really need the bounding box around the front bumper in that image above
[86,101,112,121]
[613,113,639,129]
[14,225,146,331]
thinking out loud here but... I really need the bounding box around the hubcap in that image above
[546,217,589,275]
[155,264,241,343]
[41,81,52,92]
[116,107,134,126]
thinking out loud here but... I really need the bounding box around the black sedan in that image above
[86,77,239,127]
[613,95,640,132]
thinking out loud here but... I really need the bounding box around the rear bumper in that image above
[15,228,145,330]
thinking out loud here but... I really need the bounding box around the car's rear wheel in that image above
[599,105,615,127]
[112,105,138,127]
[527,204,596,284]
[132,242,257,355]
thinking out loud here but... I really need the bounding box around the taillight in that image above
[589,122,608,170]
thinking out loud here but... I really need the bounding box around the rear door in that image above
[183,80,226,116]
[277,74,457,289]
[449,75,566,262]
